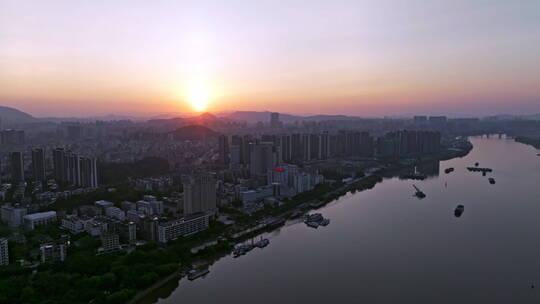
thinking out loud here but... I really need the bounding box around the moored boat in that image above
[254,238,270,248]
[305,221,319,229]
[412,185,426,199]
[188,268,210,280]
[454,205,464,217]
[304,213,330,228]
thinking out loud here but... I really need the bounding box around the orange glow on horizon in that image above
[185,85,211,113]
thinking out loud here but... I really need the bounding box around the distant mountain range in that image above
[40,114,148,122]
[0,106,38,125]
[2,105,540,124]
[223,111,361,123]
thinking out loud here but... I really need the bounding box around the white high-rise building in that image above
[183,173,217,216]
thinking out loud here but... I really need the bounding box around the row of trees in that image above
[0,238,179,304]
[0,218,232,304]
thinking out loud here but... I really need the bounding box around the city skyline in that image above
[2,2,540,303]
[2,0,540,117]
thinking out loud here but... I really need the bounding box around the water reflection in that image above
[398,160,440,180]
[418,160,440,177]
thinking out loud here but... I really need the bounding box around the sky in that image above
[1,0,540,117]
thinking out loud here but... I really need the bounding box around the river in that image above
[141,135,540,304]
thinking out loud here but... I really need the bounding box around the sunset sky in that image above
[1,0,539,117]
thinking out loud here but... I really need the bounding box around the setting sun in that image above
[186,86,210,112]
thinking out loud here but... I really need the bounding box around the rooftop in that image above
[24,211,57,220]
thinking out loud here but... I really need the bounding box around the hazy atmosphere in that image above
[1,0,540,117]
[1,2,540,304]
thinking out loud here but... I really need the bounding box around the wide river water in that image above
[142,136,540,304]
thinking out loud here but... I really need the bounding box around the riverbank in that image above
[144,136,540,304]
[132,140,473,304]
[127,269,182,304]
[515,136,540,150]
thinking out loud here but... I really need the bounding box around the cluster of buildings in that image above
[221,131,375,170]
[376,130,441,158]
[1,204,57,230]
[5,147,99,190]
[130,176,174,192]
[53,148,98,188]
[1,129,25,145]
[1,147,99,211]
[57,183,217,248]
[0,112,454,267]
[267,164,324,196]
[220,130,440,170]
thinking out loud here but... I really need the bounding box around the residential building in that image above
[61,215,89,234]
[95,200,114,209]
[11,151,24,183]
[100,233,120,252]
[250,141,275,176]
[53,148,98,188]
[218,135,230,165]
[157,212,210,243]
[1,205,27,228]
[40,242,67,263]
[23,211,57,230]
[136,200,152,215]
[105,206,126,221]
[32,148,46,182]
[183,173,217,216]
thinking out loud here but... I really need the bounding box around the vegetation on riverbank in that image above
[515,136,540,149]
[0,220,232,304]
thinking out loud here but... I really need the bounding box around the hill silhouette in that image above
[0,106,37,124]
[169,125,219,140]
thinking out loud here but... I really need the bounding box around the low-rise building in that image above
[136,200,152,216]
[23,211,57,230]
[267,164,324,196]
[78,205,102,217]
[240,187,273,206]
[0,205,27,228]
[95,200,113,210]
[61,215,92,234]
[100,233,120,252]
[151,200,164,215]
[105,206,126,221]
[157,212,210,243]
[40,242,67,263]
[126,210,145,223]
